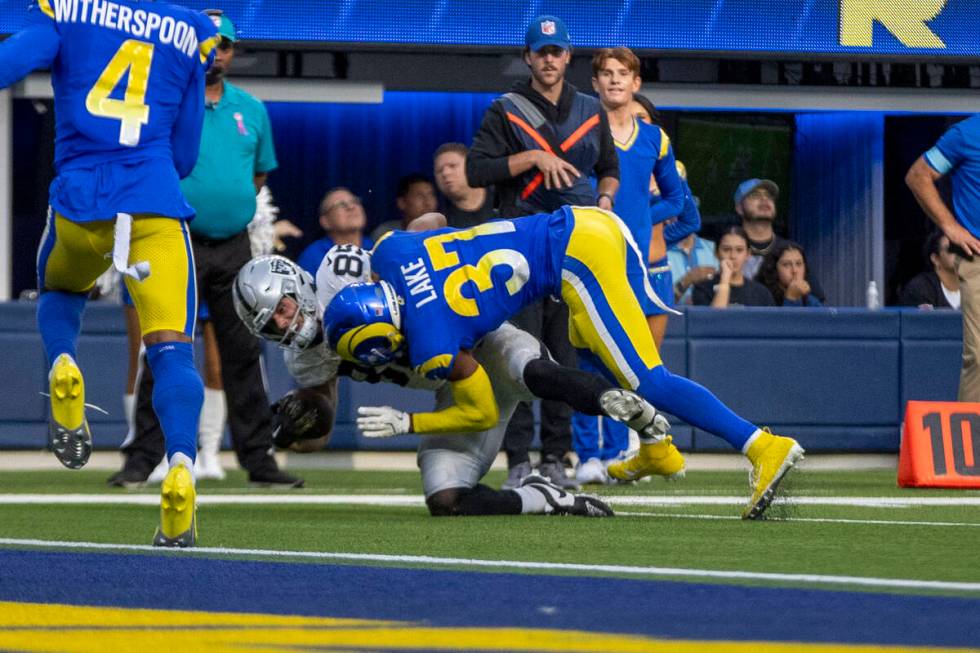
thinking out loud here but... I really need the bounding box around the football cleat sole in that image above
[48,354,91,470]
[741,443,805,520]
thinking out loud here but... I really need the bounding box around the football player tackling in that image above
[234,245,676,518]
[0,0,219,545]
[325,207,805,519]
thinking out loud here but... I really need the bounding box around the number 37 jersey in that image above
[370,208,574,380]
[0,0,218,221]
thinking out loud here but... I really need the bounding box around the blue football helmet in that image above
[324,281,404,366]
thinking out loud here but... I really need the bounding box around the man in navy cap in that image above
[466,15,619,491]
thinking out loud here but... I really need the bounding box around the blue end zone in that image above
[0,549,977,648]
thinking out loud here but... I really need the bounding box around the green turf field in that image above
[2,468,979,598]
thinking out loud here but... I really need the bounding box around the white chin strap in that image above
[112,213,151,282]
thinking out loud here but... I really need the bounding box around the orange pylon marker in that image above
[898,401,980,488]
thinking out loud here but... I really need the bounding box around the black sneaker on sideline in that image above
[106,466,151,489]
[248,468,305,489]
[501,461,532,491]
[537,459,581,491]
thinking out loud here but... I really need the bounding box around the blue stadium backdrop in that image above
[1,1,975,57]
[264,91,496,254]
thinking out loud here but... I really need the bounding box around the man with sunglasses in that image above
[111,9,302,489]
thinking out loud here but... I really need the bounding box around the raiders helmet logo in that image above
[269,258,294,275]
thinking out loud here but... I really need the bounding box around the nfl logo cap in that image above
[733,178,779,205]
[205,9,237,42]
[525,15,571,51]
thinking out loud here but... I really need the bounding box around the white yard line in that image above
[2,494,980,507]
[617,511,980,528]
[1,537,978,594]
[0,451,900,472]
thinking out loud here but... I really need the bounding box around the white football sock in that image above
[198,388,227,455]
[169,452,196,484]
[122,393,135,432]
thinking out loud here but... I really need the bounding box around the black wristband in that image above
[598,192,615,208]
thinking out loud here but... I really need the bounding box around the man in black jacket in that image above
[901,232,961,309]
[466,15,619,490]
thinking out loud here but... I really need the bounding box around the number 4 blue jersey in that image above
[0,0,218,221]
[370,208,574,379]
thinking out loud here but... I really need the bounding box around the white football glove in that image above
[357,406,411,438]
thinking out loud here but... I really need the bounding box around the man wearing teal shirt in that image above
[116,10,301,489]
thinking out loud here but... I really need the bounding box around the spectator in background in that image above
[669,230,718,304]
[734,179,826,303]
[735,178,781,280]
[109,9,302,489]
[693,226,774,308]
[591,48,683,347]
[370,174,438,241]
[433,143,496,228]
[758,240,824,307]
[906,115,980,400]
[629,93,662,128]
[297,187,374,277]
[662,160,711,304]
[572,47,683,485]
[466,15,619,490]
[899,232,960,310]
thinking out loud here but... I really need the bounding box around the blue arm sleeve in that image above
[171,62,205,179]
[648,138,685,226]
[0,8,60,89]
[926,119,972,174]
[663,181,701,246]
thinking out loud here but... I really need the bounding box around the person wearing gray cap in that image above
[466,15,619,491]
[735,178,826,301]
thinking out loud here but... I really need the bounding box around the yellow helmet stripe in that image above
[37,0,56,19]
[336,322,403,363]
[199,34,219,64]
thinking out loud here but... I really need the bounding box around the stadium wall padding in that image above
[0,303,962,453]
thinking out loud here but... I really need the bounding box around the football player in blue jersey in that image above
[324,207,805,519]
[0,0,219,546]
[233,245,683,518]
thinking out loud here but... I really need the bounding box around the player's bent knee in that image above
[426,488,463,516]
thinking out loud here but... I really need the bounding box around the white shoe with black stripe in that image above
[520,474,614,518]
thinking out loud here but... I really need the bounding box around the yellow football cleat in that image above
[607,436,686,482]
[742,430,805,520]
[153,463,197,547]
[48,353,92,470]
